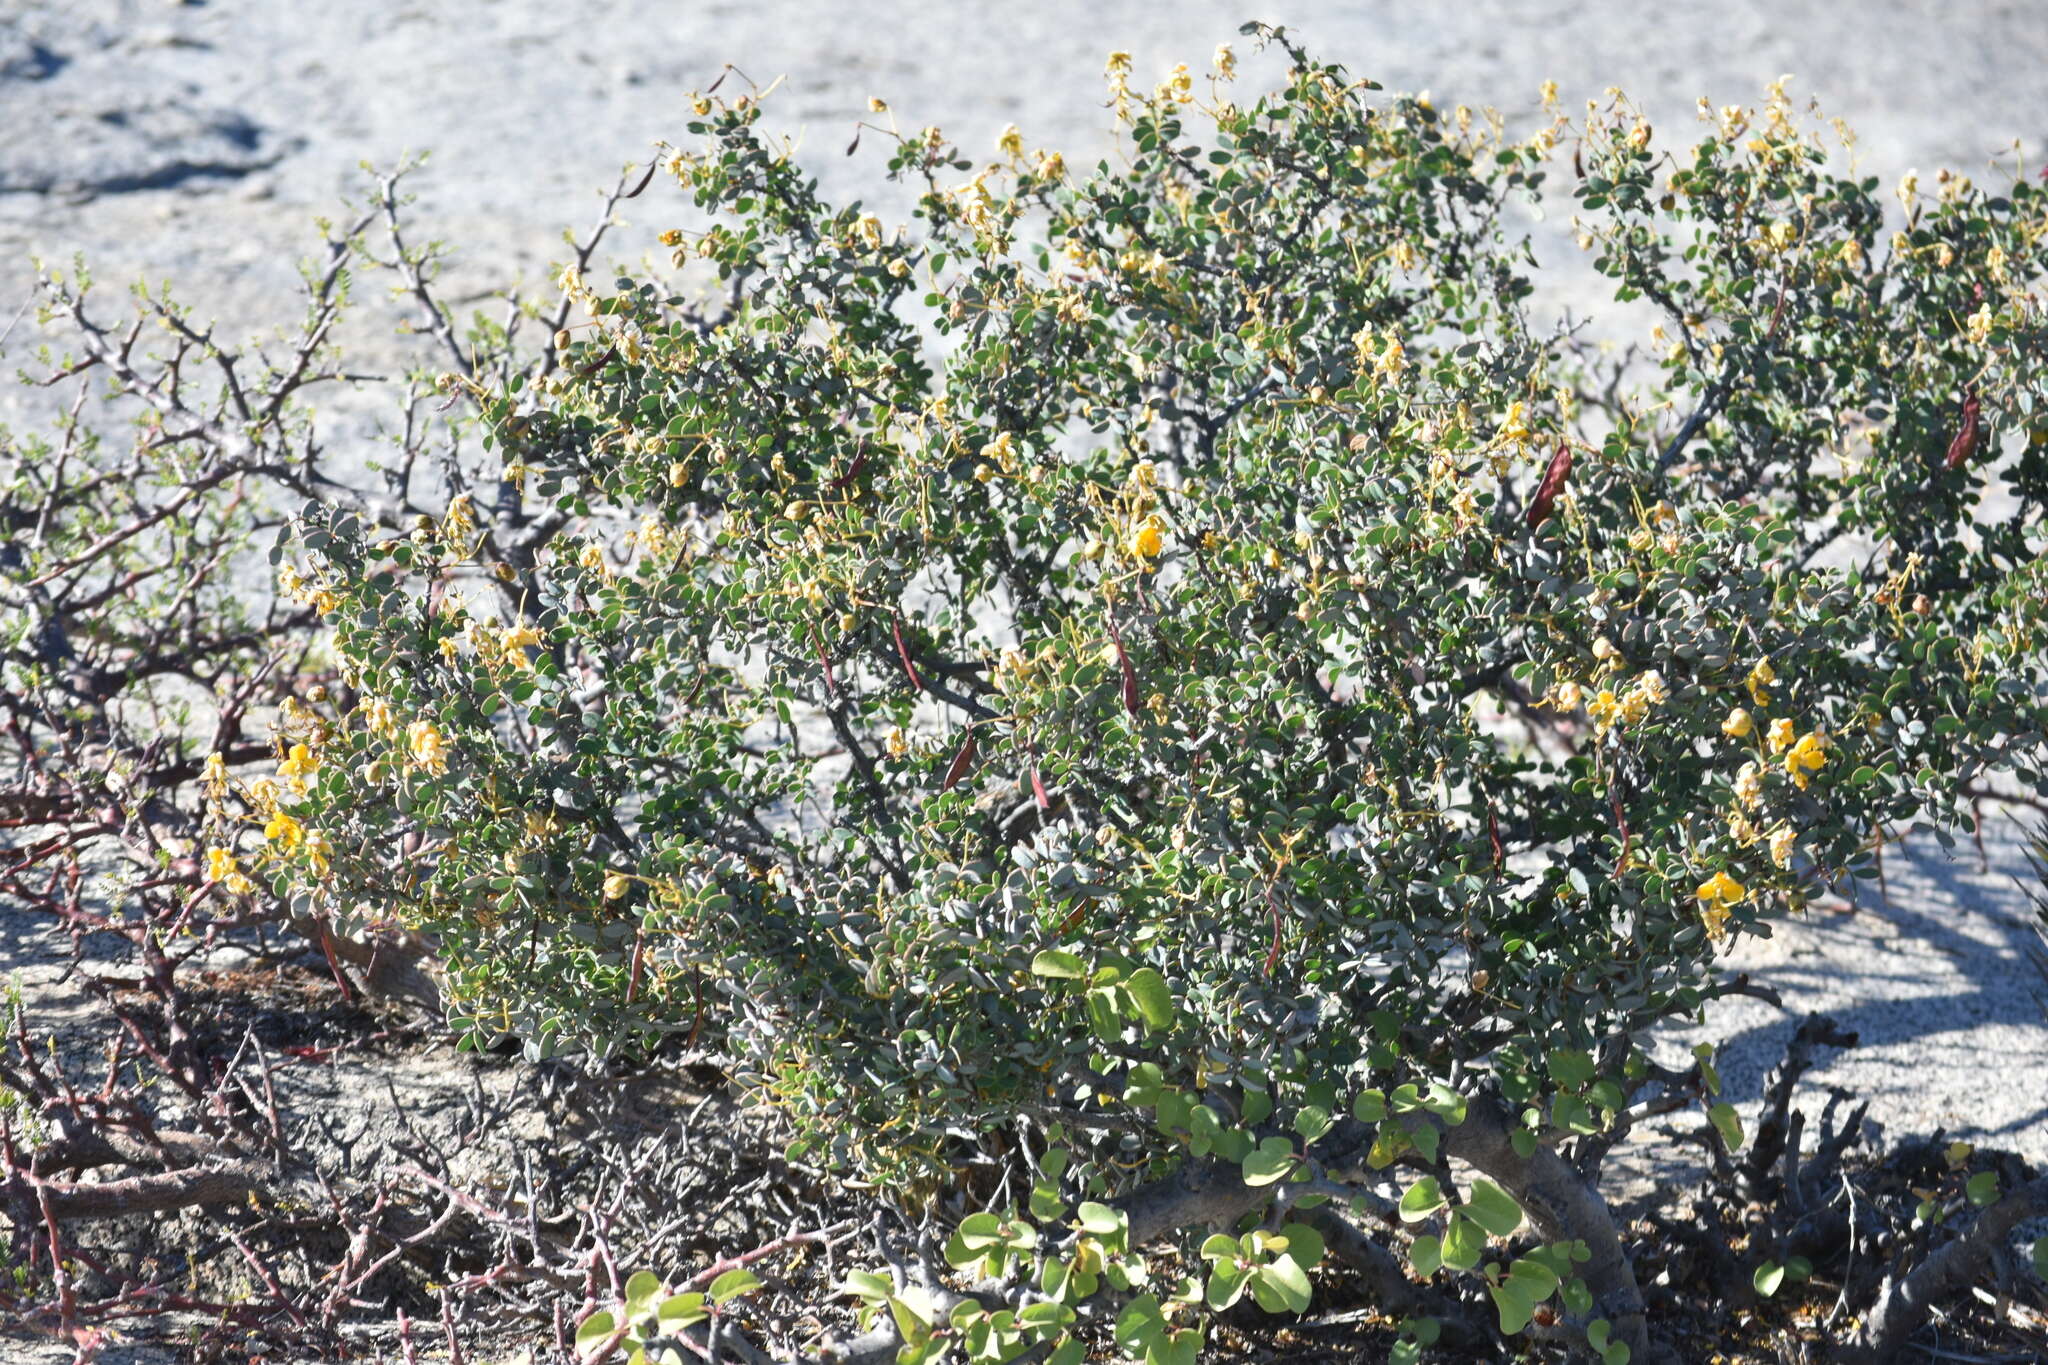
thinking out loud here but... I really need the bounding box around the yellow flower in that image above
[1769,824,1797,868]
[1587,689,1623,735]
[278,742,319,782]
[885,727,910,760]
[1965,303,1994,346]
[1766,717,1797,755]
[360,696,397,739]
[1212,42,1236,80]
[202,751,229,790]
[1729,812,1759,846]
[264,811,304,851]
[205,847,237,882]
[1633,670,1668,707]
[1734,762,1764,808]
[1591,636,1618,664]
[1375,335,1408,377]
[1695,871,1746,939]
[1722,708,1753,739]
[997,124,1024,158]
[1784,732,1828,789]
[502,622,544,665]
[1128,515,1166,562]
[1105,51,1132,78]
[1746,659,1775,706]
[1549,680,1584,711]
[579,543,612,579]
[407,720,450,776]
[603,871,631,901]
[1497,400,1535,446]
[304,830,332,879]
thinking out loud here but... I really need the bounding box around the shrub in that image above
[237,25,2048,1361]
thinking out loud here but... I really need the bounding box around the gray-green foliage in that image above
[255,26,2048,1359]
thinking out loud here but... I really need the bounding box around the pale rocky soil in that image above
[3,3,2048,1357]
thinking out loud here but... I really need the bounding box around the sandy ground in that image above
[3,0,2047,1212]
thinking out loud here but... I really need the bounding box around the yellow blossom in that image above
[202,751,229,789]
[1695,871,1745,939]
[1128,515,1166,562]
[1549,680,1583,711]
[1766,717,1797,755]
[885,727,910,760]
[1723,708,1753,739]
[1729,812,1759,846]
[1784,732,1828,789]
[407,720,451,776]
[1497,400,1534,446]
[1734,762,1764,808]
[1745,659,1775,706]
[1633,670,1668,707]
[997,124,1023,158]
[603,871,631,901]
[1587,689,1624,735]
[855,213,883,249]
[360,696,397,739]
[1965,303,1994,346]
[1769,824,1797,867]
[278,742,319,790]
[304,830,332,879]
[264,811,304,851]
[1213,43,1236,80]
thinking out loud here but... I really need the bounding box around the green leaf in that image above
[1464,1178,1524,1238]
[655,1292,708,1328]
[1549,1048,1596,1089]
[1125,967,1174,1030]
[708,1268,762,1303]
[1241,1135,1297,1187]
[840,1270,892,1302]
[1352,1089,1387,1122]
[623,1269,661,1320]
[1409,1234,1442,1278]
[1205,1263,1250,1310]
[2033,1237,2048,1280]
[1440,1212,1486,1271]
[1491,1280,1536,1335]
[1276,1221,1326,1269]
[1966,1171,2000,1207]
[1708,1102,1744,1151]
[1255,1254,1313,1314]
[1114,1294,1165,1353]
[1294,1104,1334,1142]
[1398,1176,1447,1223]
[1753,1260,1785,1298]
[1076,1201,1125,1237]
[1031,950,1086,979]
[575,1311,617,1358]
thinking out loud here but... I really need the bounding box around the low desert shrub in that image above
[22,23,2048,1363]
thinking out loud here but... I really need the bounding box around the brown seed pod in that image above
[1527,442,1574,530]
[1943,390,1983,473]
[941,726,978,792]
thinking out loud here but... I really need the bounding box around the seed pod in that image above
[1106,613,1141,717]
[1031,766,1052,810]
[940,726,978,792]
[892,614,924,692]
[1942,390,1982,473]
[1527,442,1574,529]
